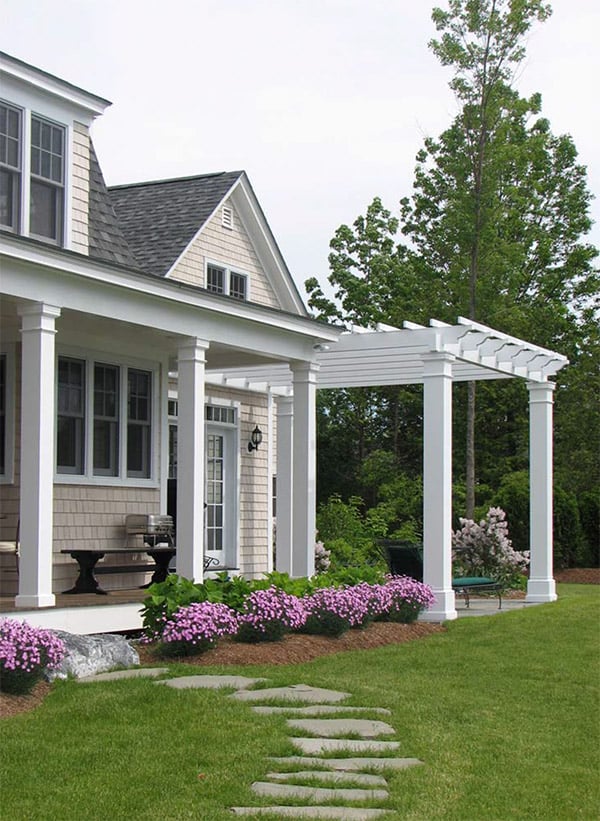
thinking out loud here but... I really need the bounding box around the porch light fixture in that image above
[248,425,263,452]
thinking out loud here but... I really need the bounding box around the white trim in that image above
[0,344,16,484]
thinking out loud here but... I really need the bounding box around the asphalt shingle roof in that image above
[88,140,139,268]
[107,171,244,277]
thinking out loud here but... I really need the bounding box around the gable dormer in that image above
[0,51,110,253]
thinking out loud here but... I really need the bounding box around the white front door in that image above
[205,425,236,566]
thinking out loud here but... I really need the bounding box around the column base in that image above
[15,593,56,609]
[526,578,557,603]
[419,588,457,622]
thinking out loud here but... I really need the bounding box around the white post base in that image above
[15,594,56,609]
[419,588,457,622]
[526,578,557,603]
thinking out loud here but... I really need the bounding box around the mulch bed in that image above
[2,568,597,720]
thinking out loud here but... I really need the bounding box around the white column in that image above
[526,381,557,603]
[176,338,209,582]
[291,362,319,578]
[421,353,457,621]
[16,303,61,608]
[275,395,294,574]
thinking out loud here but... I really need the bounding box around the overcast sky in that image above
[3,0,599,301]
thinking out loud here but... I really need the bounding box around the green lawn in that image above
[1,583,598,820]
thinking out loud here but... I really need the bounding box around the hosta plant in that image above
[236,587,306,643]
[159,601,239,657]
[0,618,65,695]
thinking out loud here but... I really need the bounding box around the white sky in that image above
[3,0,599,299]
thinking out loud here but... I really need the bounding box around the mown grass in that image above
[0,583,598,820]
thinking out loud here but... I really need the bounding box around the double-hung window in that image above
[56,355,155,482]
[30,115,64,243]
[206,263,248,300]
[0,102,22,232]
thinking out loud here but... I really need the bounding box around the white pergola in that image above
[208,317,568,621]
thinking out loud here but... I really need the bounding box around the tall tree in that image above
[306,0,599,518]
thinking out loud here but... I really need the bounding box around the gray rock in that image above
[156,675,267,690]
[286,718,396,738]
[251,781,389,802]
[78,668,169,683]
[269,756,423,772]
[290,737,400,755]
[46,631,139,680]
[252,705,391,716]
[231,808,388,819]
[232,684,350,704]
[265,770,387,787]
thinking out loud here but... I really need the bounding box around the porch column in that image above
[16,303,61,608]
[526,381,557,603]
[291,362,319,578]
[421,352,457,621]
[176,338,209,582]
[275,395,294,574]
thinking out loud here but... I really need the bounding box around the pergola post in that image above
[275,395,294,574]
[291,361,319,578]
[526,381,557,603]
[16,303,61,609]
[421,352,457,621]
[176,338,209,582]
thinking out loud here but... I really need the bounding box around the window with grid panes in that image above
[127,368,152,478]
[0,355,5,476]
[207,264,225,294]
[57,357,86,474]
[229,272,247,300]
[30,115,64,243]
[0,102,21,232]
[93,363,119,476]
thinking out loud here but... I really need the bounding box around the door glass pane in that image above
[206,433,225,554]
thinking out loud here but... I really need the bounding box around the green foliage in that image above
[578,490,600,567]
[141,574,207,639]
[313,564,386,589]
[316,494,385,570]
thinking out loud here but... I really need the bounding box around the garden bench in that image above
[61,547,175,594]
[379,540,503,609]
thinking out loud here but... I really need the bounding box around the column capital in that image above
[276,395,295,415]
[527,380,556,400]
[177,337,210,363]
[421,351,455,379]
[18,302,61,333]
[291,360,320,383]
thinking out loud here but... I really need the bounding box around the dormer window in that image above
[30,116,64,243]
[206,262,248,301]
[0,102,21,232]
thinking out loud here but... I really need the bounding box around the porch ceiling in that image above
[207,317,569,391]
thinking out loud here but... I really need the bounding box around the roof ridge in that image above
[108,170,244,192]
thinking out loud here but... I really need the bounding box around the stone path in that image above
[78,669,424,818]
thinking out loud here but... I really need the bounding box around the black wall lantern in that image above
[248,425,263,452]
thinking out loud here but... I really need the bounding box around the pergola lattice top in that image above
[207,317,568,393]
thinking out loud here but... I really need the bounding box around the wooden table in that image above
[61,547,176,595]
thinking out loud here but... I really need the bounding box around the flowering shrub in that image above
[0,618,65,695]
[160,602,239,657]
[314,541,331,573]
[452,507,529,587]
[301,583,383,636]
[236,587,306,643]
[377,576,435,623]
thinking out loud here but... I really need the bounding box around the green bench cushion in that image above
[452,576,497,587]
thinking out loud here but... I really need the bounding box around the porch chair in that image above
[0,519,20,576]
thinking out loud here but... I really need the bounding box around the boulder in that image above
[46,631,139,680]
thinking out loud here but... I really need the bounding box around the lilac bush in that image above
[314,541,331,573]
[452,507,529,587]
[0,618,65,694]
[378,576,436,623]
[160,601,239,657]
[236,587,306,643]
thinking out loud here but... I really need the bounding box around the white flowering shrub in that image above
[452,507,529,587]
[314,541,331,573]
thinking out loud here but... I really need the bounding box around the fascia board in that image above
[231,176,308,316]
[0,53,111,118]
[1,238,339,349]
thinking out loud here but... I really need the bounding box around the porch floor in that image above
[0,587,148,614]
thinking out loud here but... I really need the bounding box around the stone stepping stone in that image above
[231,807,388,819]
[232,684,350,704]
[77,667,169,683]
[287,718,395,738]
[253,705,391,716]
[291,737,400,755]
[251,781,389,802]
[266,770,387,787]
[269,755,423,772]
[156,675,267,690]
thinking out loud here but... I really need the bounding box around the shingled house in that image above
[0,52,567,632]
